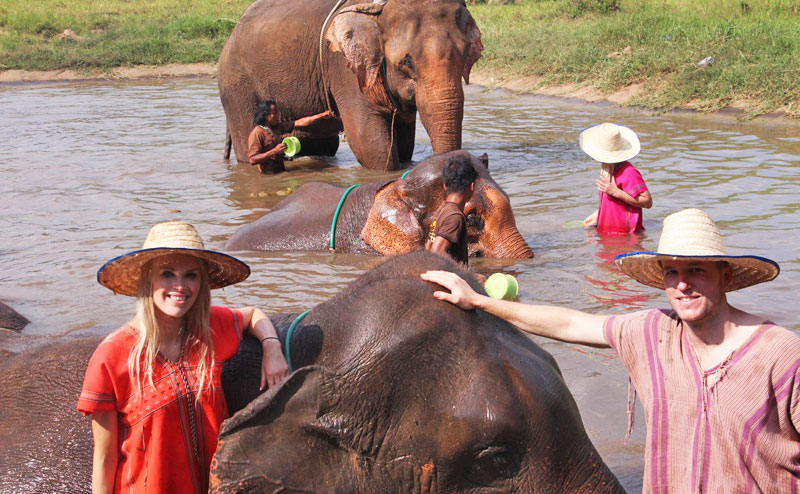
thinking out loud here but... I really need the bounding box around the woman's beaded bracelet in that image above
[260,336,280,345]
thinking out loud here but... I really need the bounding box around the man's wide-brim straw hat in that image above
[579,122,641,164]
[97,221,250,296]
[614,208,779,292]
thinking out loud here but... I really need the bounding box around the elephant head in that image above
[210,252,622,493]
[361,151,534,259]
[326,0,482,158]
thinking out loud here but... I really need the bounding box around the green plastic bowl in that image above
[485,273,519,300]
[283,136,301,157]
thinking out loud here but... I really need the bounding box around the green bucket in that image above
[484,273,519,300]
[283,136,301,157]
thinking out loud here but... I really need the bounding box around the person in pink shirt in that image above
[581,123,653,234]
[421,208,798,492]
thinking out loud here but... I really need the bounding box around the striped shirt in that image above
[604,309,800,493]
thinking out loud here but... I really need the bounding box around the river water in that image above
[1,78,798,491]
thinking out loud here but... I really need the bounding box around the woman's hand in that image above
[260,339,290,390]
[583,209,598,227]
[595,177,621,198]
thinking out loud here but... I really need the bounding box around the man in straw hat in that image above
[78,221,290,493]
[421,208,799,492]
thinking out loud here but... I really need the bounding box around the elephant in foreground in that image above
[212,251,623,492]
[225,150,534,259]
[0,253,622,493]
[218,0,483,170]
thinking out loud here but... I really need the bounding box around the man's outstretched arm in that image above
[420,270,610,348]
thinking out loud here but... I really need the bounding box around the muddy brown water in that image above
[1,78,799,492]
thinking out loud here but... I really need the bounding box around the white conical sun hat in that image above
[579,123,641,164]
[614,208,779,292]
[97,221,250,296]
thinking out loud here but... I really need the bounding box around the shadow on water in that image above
[2,78,799,492]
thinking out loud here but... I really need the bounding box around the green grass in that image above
[1,0,798,117]
[0,0,246,70]
[469,0,800,116]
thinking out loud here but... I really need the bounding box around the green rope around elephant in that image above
[285,309,311,373]
[400,169,411,179]
[329,184,360,252]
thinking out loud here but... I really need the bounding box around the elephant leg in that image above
[335,91,398,170]
[395,115,416,164]
[220,85,259,164]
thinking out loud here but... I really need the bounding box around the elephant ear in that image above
[361,181,425,255]
[326,4,385,95]
[211,366,356,493]
[463,22,483,85]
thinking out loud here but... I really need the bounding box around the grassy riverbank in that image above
[1,0,798,117]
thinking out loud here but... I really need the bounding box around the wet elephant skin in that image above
[212,252,623,493]
[218,0,483,170]
[225,150,534,259]
[0,253,618,493]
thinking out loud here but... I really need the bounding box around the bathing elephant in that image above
[212,251,623,493]
[218,0,483,170]
[225,150,534,259]
[0,253,621,492]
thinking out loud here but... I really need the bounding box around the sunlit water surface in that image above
[2,78,799,492]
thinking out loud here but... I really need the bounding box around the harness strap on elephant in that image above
[285,310,311,372]
[329,184,361,252]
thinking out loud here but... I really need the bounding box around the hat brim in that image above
[579,125,641,164]
[613,251,779,292]
[97,247,250,296]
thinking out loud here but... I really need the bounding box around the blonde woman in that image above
[77,221,289,494]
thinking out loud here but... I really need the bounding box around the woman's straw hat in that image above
[97,221,250,296]
[614,209,779,291]
[579,123,641,164]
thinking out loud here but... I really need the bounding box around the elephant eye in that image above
[466,212,482,229]
[399,55,415,71]
[464,445,520,486]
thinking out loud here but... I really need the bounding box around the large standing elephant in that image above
[212,251,623,492]
[225,150,534,259]
[0,253,620,493]
[218,0,483,170]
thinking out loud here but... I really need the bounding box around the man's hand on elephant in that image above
[260,340,290,390]
[420,270,482,310]
[320,109,339,120]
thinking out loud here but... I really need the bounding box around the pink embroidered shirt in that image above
[596,161,648,235]
[604,309,800,493]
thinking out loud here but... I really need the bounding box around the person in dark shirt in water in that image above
[247,99,338,174]
[426,157,477,265]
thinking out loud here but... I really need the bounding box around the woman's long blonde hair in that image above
[600,162,615,181]
[128,256,215,401]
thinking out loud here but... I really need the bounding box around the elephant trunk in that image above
[415,78,463,155]
[486,228,534,259]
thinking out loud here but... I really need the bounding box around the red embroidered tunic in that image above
[77,306,244,493]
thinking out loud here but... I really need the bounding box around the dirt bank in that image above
[1,62,797,122]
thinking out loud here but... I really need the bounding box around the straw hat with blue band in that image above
[97,221,251,296]
[613,208,779,292]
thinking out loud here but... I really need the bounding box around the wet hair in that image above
[443,157,478,194]
[253,99,278,126]
[129,255,214,402]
